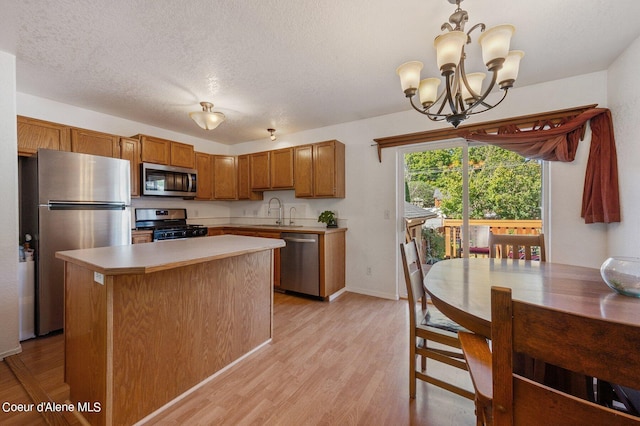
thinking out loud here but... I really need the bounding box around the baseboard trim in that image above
[0,344,22,361]
[345,286,398,300]
[328,287,347,301]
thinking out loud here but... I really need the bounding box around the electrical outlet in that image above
[366,267,372,276]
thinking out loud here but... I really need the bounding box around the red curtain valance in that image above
[464,108,620,224]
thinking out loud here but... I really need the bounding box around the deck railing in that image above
[442,219,543,259]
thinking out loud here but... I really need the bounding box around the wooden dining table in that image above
[424,258,640,339]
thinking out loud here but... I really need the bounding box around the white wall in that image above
[607,34,640,257]
[0,51,20,358]
[543,74,610,267]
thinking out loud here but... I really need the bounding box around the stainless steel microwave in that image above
[141,163,197,197]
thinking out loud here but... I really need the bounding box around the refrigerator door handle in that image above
[47,201,127,210]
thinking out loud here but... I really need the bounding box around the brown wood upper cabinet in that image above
[70,128,120,157]
[212,155,238,200]
[295,140,345,198]
[237,155,263,200]
[294,144,314,197]
[136,134,195,168]
[195,154,239,201]
[249,151,271,190]
[171,141,196,169]
[250,148,294,191]
[17,116,71,156]
[195,152,213,200]
[120,137,141,197]
[271,148,294,189]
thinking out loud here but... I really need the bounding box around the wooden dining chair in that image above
[488,232,546,261]
[459,331,494,425]
[400,239,474,400]
[463,286,640,425]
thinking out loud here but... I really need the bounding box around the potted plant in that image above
[318,210,338,228]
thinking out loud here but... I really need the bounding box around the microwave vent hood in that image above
[141,163,198,197]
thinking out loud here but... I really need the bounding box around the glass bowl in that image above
[600,256,640,298]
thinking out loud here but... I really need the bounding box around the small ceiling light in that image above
[267,128,276,141]
[189,101,226,130]
[396,0,524,128]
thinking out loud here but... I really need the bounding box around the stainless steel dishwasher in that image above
[280,232,320,297]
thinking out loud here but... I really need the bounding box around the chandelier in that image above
[396,0,524,128]
[189,101,226,130]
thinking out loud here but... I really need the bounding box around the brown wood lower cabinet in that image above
[318,231,346,299]
[208,227,347,299]
[131,230,153,244]
[207,228,225,236]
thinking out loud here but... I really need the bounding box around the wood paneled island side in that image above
[56,235,285,426]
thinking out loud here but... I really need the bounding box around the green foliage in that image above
[422,227,445,263]
[407,181,436,207]
[405,145,541,220]
[318,210,336,223]
[404,180,411,202]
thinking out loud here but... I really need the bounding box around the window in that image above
[401,140,543,264]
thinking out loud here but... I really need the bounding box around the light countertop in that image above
[207,224,347,234]
[56,235,285,276]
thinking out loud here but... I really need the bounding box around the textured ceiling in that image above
[2,0,640,144]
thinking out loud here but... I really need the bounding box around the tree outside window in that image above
[405,145,541,220]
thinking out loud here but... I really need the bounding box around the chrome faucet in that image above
[267,197,283,225]
[289,207,297,226]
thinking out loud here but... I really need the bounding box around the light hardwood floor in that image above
[2,291,475,425]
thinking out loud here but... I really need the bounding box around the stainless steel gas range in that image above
[134,208,208,241]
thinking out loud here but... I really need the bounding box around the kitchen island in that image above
[56,235,285,426]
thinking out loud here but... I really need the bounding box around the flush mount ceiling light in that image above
[396,0,524,128]
[189,101,226,130]
[267,128,276,141]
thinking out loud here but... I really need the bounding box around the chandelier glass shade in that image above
[189,101,226,130]
[396,0,524,128]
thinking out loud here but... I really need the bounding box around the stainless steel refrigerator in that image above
[20,149,131,336]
